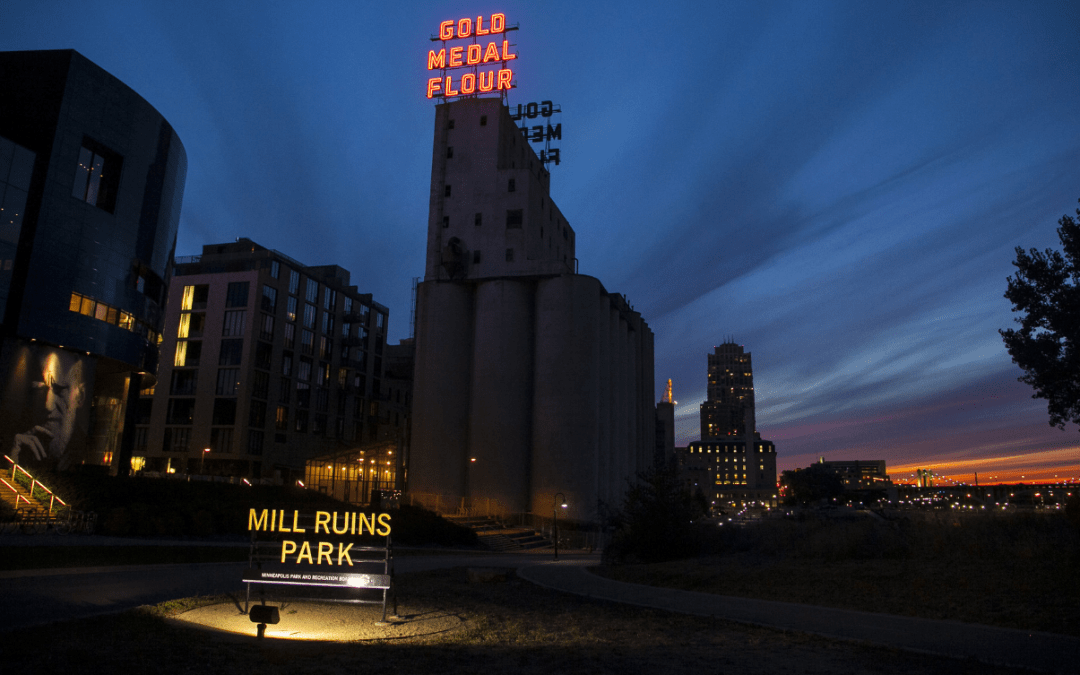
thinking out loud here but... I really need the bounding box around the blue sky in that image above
[5,1,1079,480]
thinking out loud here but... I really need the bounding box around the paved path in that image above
[519,558,1080,675]
[5,546,1079,674]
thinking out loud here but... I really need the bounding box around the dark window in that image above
[506,209,523,228]
[255,341,273,369]
[446,146,453,158]
[305,279,318,303]
[313,414,326,436]
[249,400,266,428]
[447,119,455,129]
[210,427,233,453]
[163,427,191,453]
[480,115,487,126]
[442,216,449,228]
[248,430,264,455]
[289,270,300,294]
[316,388,329,412]
[284,323,295,349]
[216,368,240,396]
[170,370,197,395]
[473,250,481,264]
[301,329,314,355]
[474,212,482,226]
[297,384,311,409]
[271,260,281,279]
[226,282,249,308]
[506,248,514,262]
[166,398,195,425]
[72,140,122,213]
[508,179,515,192]
[222,310,245,337]
[282,353,293,376]
[261,285,277,312]
[260,313,274,341]
[444,185,452,197]
[295,410,309,433]
[219,339,243,366]
[303,303,316,329]
[279,378,291,404]
[212,398,237,425]
[252,370,269,399]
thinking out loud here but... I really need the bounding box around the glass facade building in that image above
[0,50,186,472]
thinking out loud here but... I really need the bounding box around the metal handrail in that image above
[0,477,33,511]
[3,455,68,516]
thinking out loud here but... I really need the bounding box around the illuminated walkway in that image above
[519,559,1080,675]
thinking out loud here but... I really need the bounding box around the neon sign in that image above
[426,13,517,99]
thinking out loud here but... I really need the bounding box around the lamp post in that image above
[200,447,210,475]
[553,492,567,560]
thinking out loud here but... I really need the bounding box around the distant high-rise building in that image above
[700,341,756,440]
[678,340,777,508]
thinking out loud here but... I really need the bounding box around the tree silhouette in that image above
[1000,198,1080,430]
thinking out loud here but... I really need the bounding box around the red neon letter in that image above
[427,77,443,99]
[476,15,489,35]
[501,40,517,61]
[449,46,463,67]
[439,20,454,40]
[445,75,459,97]
[491,13,505,34]
[427,49,446,70]
[483,42,501,63]
[461,73,476,94]
[467,44,481,65]
[497,68,513,90]
[478,70,495,92]
[457,18,472,38]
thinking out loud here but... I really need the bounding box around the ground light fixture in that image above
[553,493,567,560]
[248,604,280,639]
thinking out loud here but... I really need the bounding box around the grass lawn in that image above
[0,568,1039,675]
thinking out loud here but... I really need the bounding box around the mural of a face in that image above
[39,351,86,461]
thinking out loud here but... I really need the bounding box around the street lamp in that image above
[553,492,567,560]
[200,447,210,475]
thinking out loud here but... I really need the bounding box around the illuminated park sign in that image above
[426,13,517,99]
[248,508,391,566]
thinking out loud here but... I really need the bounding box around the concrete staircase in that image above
[447,515,552,551]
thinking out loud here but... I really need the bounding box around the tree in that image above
[605,464,708,563]
[1000,198,1080,430]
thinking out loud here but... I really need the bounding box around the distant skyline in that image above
[4,1,1079,483]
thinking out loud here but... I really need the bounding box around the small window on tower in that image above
[445,185,452,197]
[480,115,487,126]
[505,248,514,262]
[446,146,453,158]
[447,119,455,129]
[505,209,523,228]
[474,213,482,226]
[442,216,449,228]
[473,250,481,264]
[72,139,123,213]
[508,178,515,192]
